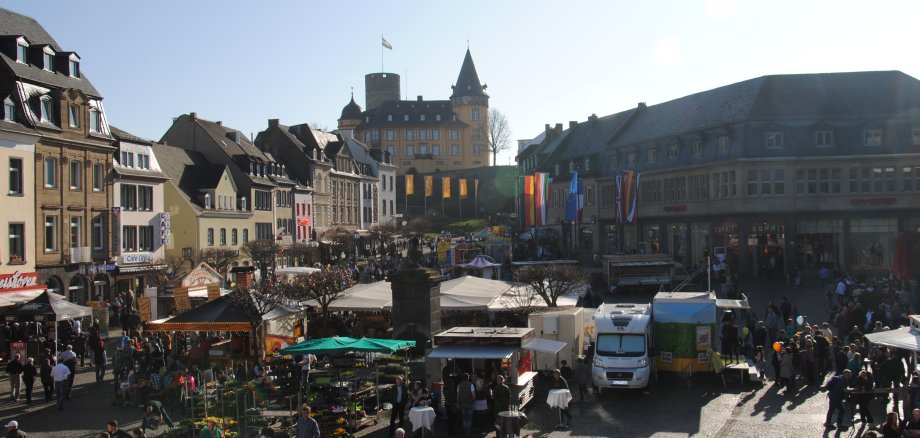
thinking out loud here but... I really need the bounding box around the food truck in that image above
[428,327,565,407]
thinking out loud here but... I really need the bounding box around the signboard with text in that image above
[0,271,40,293]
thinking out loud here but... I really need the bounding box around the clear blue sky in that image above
[7,1,920,165]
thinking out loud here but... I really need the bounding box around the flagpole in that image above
[459,189,462,220]
[381,34,384,72]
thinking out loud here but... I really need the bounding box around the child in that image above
[754,345,767,381]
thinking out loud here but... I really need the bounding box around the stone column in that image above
[389,264,443,349]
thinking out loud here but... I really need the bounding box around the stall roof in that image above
[7,291,92,321]
[864,327,920,352]
[716,295,751,309]
[0,289,46,308]
[522,338,567,354]
[146,295,298,332]
[428,344,517,359]
[281,337,415,355]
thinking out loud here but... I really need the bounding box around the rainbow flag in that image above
[523,175,534,227]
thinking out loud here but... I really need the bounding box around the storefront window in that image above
[690,223,711,268]
[713,223,739,272]
[748,222,785,278]
[641,224,661,254]
[669,223,687,264]
[623,224,638,254]
[850,218,897,269]
[605,225,619,254]
[797,219,843,269]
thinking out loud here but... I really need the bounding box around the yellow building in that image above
[352,49,491,175]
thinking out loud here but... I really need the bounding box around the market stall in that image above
[2,290,93,356]
[427,327,566,408]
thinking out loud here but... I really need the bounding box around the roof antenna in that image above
[350,86,354,99]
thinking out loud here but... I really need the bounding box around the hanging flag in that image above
[622,171,640,224]
[382,36,393,50]
[536,172,551,226]
[424,175,433,197]
[627,172,641,224]
[577,176,585,222]
[534,173,543,226]
[565,171,579,222]
[405,174,415,196]
[459,178,468,199]
[442,176,451,199]
[523,175,534,227]
[474,178,479,197]
[615,175,624,224]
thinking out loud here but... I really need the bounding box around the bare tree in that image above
[497,284,543,321]
[288,269,354,332]
[241,239,281,281]
[323,228,355,260]
[149,256,190,290]
[286,242,320,267]
[198,248,238,286]
[370,223,397,254]
[488,108,512,166]
[514,264,585,307]
[227,278,292,359]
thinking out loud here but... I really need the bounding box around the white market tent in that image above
[864,315,920,352]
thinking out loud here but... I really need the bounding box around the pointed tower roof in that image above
[340,94,363,120]
[451,49,488,98]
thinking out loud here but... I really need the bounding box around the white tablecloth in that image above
[546,388,572,409]
[409,406,436,432]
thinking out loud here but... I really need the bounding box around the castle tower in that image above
[337,94,363,132]
[450,49,491,164]
[365,72,401,111]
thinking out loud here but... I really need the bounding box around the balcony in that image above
[70,247,92,264]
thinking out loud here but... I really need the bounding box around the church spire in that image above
[451,49,487,98]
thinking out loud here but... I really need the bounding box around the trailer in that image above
[605,254,689,291]
[527,307,586,370]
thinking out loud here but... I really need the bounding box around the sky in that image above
[6,1,920,166]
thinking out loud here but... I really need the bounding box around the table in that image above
[496,410,527,438]
[408,406,435,436]
[547,388,571,429]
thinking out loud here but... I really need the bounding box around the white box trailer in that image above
[528,307,586,370]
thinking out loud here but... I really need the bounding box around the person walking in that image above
[51,360,71,410]
[21,357,36,404]
[387,377,408,437]
[58,345,77,399]
[573,356,592,400]
[94,342,107,384]
[295,405,320,438]
[39,357,53,402]
[823,369,850,430]
[6,353,22,402]
[457,373,476,438]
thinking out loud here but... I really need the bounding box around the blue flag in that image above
[565,171,579,221]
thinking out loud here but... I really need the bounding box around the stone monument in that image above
[389,238,442,348]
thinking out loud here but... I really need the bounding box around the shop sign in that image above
[714,224,737,234]
[664,205,688,213]
[850,197,897,206]
[750,224,785,234]
[0,271,39,292]
[180,262,222,288]
[121,253,153,264]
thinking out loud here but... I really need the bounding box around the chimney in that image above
[555,123,563,133]
[190,112,197,120]
[268,119,279,128]
[215,121,222,126]
[569,121,578,129]
[588,113,598,126]
[638,102,647,110]
[417,95,423,101]
[545,124,552,137]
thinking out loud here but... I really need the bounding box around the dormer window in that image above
[584,158,590,171]
[88,109,100,132]
[387,114,393,122]
[420,114,426,122]
[42,47,54,71]
[15,38,28,64]
[250,162,255,175]
[403,114,409,122]
[436,114,441,121]
[554,163,560,176]
[68,104,79,128]
[569,160,575,172]
[69,59,79,78]
[39,96,52,123]
[204,193,211,209]
[4,98,15,121]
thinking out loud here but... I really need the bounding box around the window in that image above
[138,226,154,251]
[39,96,52,123]
[405,145,415,156]
[15,40,27,63]
[765,132,784,148]
[68,104,79,128]
[569,161,575,172]
[220,228,226,246]
[8,158,22,195]
[8,223,23,263]
[231,229,238,245]
[405,129,414,140]
[472,129,482,140]
[44,215,57,252]
[419,130,428,141]
[774,170,785,195]
[69,59,79,78]
[387,114,393,122]
[386,129,395,141]
[242,229,249,243]
[120,185,137,210]
[584,158,591,171]
[450,145,460,156]
[403,114,409,122]
[471,108,480,121]
[3,98,14,121]
[607,155,618,170]
[88,109,100,133]
[691,140,702,156]
[92,217,103,250]
[44,157,57,187]
[418,144,428,155]
[450,129,460,141]
[473,144,483,156]
[864,130,882,147]
[43,50,53,71]
[713,170,736,199]
[688,174,710,200]
[873,167,896,192]
[717,136,730,152]
[121,151,134,167]
[254,190,272,210]
[668,144,679,159]
[137,154,150,169]
[627,152,636,166]
[647,149,657,163]
[122,225,137,251]
[69,160,81,190]
[815,130,834,147]
[93,163,104,191]
[796,168,841,194]
[431,129,440,140]
[386,145,396,157]
[586,185,594,205]
[913,128,920,146]
[138,186,153,211]
[432,144,441,156]
[207,228,214,246]
[70,216,82,248]
[256,223,273,240]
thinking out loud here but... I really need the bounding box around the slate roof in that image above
[0,118,37,136]
[0,8,101,97]
[152,142,227,207]
[555,110,638,161]
[340,96,363,120]
[451,49,487,98]
[110,125,151,144]
[357,99,467,128]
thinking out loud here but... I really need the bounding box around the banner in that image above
[523,175,534,227]
[534,173,544,226]
[459,179,468,199]
[623,170,640,224]
[405,174,414,196]
[442,176,451,199]
[424,175,433,197]
[565,171,579,222]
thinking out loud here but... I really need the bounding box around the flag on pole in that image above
[626,171,640,224]
[565,171,579,222]
[424,175,433,197]
[615,174,624,224]
[382,36,393,50]
[474,178,479,197]
[577,176,585,222]
[523,175,534,227]
[405,174,414,196]
[442,177,451,199]
[459,179,468,199]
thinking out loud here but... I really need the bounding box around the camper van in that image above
[592,303,653,390]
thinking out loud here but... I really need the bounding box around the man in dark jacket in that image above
[6,353,22,402]
[824,369,850,429]
[551,369,572,424]
[21,358,36,404]
[387,377,408,437]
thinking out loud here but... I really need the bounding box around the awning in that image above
[355,229,371,237]
[428,345,517,359]
[0,288,47,308]
[716,297,750,310]
[864,327,920,352]
[522,338,567,354]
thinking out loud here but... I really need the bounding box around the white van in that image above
[591,303,653,391]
